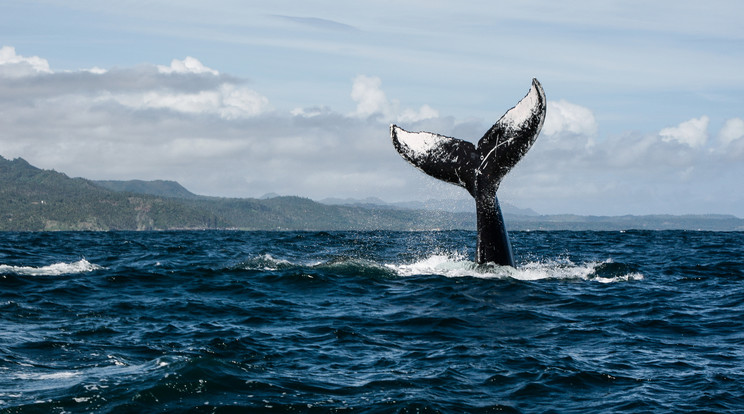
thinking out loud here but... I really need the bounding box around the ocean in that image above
[1,230,743,413]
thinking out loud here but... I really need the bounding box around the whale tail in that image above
[391,79,547,266]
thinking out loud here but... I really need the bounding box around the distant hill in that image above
[2,155,743,231]
[94,179,201,199]
[0,156,225,231]
[0,156,473,231]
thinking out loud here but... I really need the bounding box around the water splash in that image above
[386,253,643,283]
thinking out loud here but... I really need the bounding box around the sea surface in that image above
[1,230,743,413]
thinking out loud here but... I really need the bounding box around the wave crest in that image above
[237,254,294,271]
[0,259,101,276]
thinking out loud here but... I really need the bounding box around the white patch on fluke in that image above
[393,128,448,158]
[498,81,542,129]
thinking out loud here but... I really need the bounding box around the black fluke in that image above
[391,79,547,267]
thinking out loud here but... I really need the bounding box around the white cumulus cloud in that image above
[351,75,389,118]
[716,117,744,158]
[398,104,439,123]
[542,100,598,137]
[659,116,709,148]
[350,75,438,123]
[530,100,598,154]
[718,117,744,145]
[106,83,269,119]
[157,56,219,75]
[0,53,273,120]
[0,46,52,77]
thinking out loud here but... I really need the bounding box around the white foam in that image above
[515,259,599,281]
[10,356,177,393]
[0,259,101,276]
[387,253,643,283]
[240,254,294,271]
[389,252,479,277]
[594,273,645,284]
[15,371,80,381]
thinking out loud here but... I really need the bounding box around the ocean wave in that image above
[0,259,101,276]
[237,254,294,271]
[238,254,397,278]
[312,257,397,278]
[5,355,178,408]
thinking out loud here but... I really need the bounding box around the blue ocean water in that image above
[1,230,743,413]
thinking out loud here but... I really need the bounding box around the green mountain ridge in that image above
[2,156,743,231]
[0,156,473,231]
[0,157,225,231]
[93,179,202,199]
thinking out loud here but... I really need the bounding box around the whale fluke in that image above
[391,78,546,266]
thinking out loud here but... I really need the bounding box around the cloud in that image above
[2,45,744,216]
[539,100,598,153]
[543,100,598,137]
[718,117,744,145]
[274,15,357,32]
[350,75,438,123]
[717,117,744,158]
[0,48,410,200]
[658,116,709,148]
[150,58,270,119]
[106,83,269,119]
[503,109,744,215]
[0,46,52,77]
[351,75,389,118]
[399,104,439,124]
[157,56,220,75]
[0,50,269,120]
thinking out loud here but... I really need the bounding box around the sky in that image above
[1,0,743,216]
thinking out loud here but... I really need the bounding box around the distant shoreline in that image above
[2,155,743,232]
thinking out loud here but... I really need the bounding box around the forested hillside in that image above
[0,157,224,230]
[0,156,474,231]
